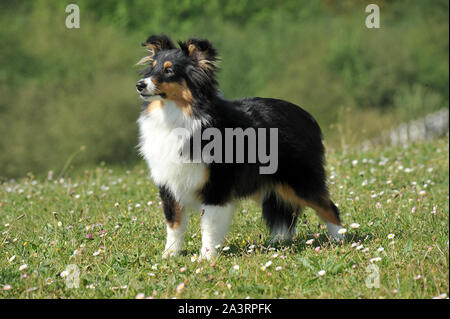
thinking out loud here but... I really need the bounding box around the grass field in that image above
[0,138,448,299]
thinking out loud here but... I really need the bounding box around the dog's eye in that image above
[164,68,174,75]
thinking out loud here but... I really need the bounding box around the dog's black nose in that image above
[136,80,146,92]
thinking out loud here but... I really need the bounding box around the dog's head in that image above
[136,34,219,105]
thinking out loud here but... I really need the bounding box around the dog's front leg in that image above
[160,186,187,258]
[200,203,235,260]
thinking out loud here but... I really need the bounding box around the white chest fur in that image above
[137,101,207,208]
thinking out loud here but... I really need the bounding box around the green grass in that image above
[0,138,448,299]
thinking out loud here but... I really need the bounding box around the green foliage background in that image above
[0,0,448,177]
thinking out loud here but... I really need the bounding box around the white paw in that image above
[200,246,217,261]
[162,248,181,259]
[326,222,346,242]
[330,231,346,243]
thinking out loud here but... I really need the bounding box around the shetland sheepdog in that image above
[136,34,344,260]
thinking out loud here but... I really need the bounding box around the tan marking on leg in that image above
[201,168,210,186]
[145,100,164,114]
[274,184,307,208]
[305,198,341,225]
[250,191,262,204]
[195,167,211,200]
[275,184,340,225]
[167,202,184,229]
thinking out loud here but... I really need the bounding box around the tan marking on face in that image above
[153,60,157,67]
[168,202,184,229]
[158,80,194,116]
[275,184,340,225]
[145,100,164,114]
[163,61,173,69]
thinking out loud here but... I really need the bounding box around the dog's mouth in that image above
[140,92,167,99]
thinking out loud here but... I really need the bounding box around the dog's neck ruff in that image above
[137,100,207,208]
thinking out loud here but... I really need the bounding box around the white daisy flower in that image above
[176,283,185,294]
[135,293,145,299]
[92,249,103,256]
[19,264,28,271]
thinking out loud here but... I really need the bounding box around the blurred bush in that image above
[0,0,448,177]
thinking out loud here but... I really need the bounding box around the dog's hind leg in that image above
[305,195,345,242]
[262,192,300,244]
[274,184,345,242]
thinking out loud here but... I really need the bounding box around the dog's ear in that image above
[142,34,176,53]
[178,37,219,72]
[137,34,176,66]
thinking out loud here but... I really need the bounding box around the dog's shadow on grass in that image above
[178,231,374,259]
[217,231,375,258]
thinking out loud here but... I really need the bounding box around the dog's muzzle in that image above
[136,78,166,100]
[136,80,147,92]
